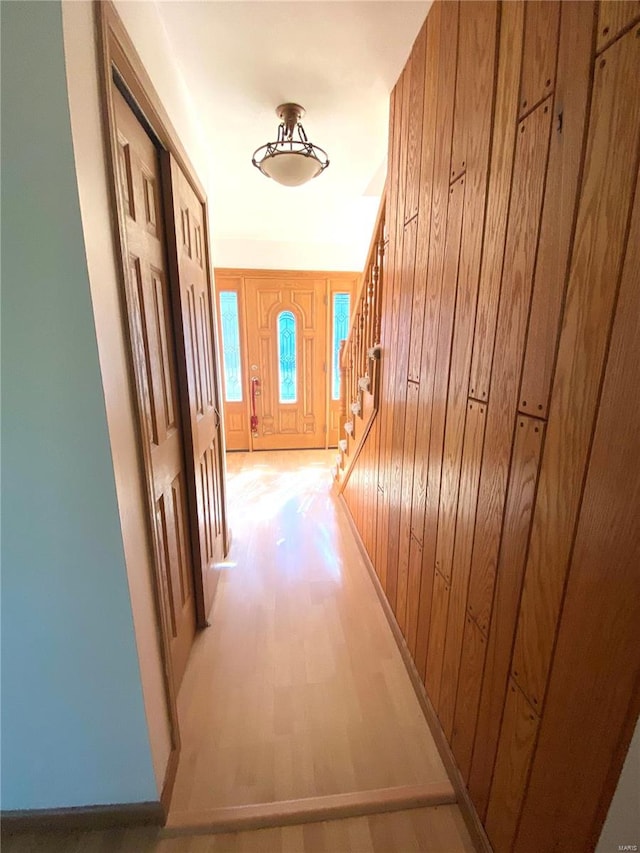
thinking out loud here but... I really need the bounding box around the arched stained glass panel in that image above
[219,291,243,402]
[332,293,351,400]
[277,310,297,403]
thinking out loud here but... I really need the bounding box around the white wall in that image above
[213,237,371,272]
[1,0,156,809]
[113,0,212,196]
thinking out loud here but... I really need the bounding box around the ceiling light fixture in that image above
[252,103,329,187]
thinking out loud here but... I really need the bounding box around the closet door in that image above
[163,152,227,623]
[113,89,196,688]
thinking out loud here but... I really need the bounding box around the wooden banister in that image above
[335,188,386,489]
[343,184,387,350]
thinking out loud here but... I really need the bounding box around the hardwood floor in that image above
[3,451,476,851]
[169,451,453,819]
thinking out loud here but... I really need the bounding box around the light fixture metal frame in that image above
[251,103,330,184]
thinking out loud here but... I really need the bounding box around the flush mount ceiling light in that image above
[252,103,329,187]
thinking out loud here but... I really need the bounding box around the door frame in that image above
[215,268,358,451]
[96,0,228,813]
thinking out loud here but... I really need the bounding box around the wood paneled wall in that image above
[342,2,640,849]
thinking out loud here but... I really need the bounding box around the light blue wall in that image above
[1,1,157,809]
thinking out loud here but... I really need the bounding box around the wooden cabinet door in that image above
[164,153,227,623]
[244,277,328,450]
[114,89,195,689]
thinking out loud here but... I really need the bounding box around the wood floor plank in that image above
[171,450,451,814]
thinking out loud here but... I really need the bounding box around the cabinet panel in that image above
[468,0,525,402]
[414,177,465,680]
[451,615,487,780]
[518,1,561,117]
[404,23,427,224]
[435,0,498,585]
[408,3,445,384]
[515,164,640,853]
[485,679,539,853]
[512,26,640,709]
[437,400,486,738]
[428,175,467,585]
[405,534,424,657]
[450,1,498,181]
[424,570,450,707]
[596,0,640,52]
[410,1,461,543]
[467,415,544,818]
[385,215,418,613]
[396,379,420,635]
[466,99,552,636]
[519,1,594,418]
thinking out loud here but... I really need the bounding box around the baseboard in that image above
[338,494,493,853]
[164,782,456,836]
[160,745,180,817]
[0,800,164,834]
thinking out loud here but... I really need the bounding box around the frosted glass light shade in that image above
[260,152,324,187]
[252,105,329,187]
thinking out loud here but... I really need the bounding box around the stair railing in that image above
[336,189,386,476]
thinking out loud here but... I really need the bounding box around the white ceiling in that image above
[152,1,431,269]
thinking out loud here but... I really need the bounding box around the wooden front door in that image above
[114,89,196,689]
[164,153,227,621]
[244,277,328,450]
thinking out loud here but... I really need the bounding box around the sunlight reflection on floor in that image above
[171,448,450,813]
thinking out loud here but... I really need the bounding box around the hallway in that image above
[167,450,474,844]
[4,0,638,848]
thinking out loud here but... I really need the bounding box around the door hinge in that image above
[323,294,328,305]
[323,424,327,433]
[322,361,327,372]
